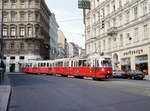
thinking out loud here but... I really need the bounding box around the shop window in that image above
[10,56,15,60]
[4,57,6,60]
[19,56,25,60]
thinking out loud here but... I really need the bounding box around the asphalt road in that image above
[8,73,150,111]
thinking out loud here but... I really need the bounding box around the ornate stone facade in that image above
[0,0,51,72]
[84,0,150,76]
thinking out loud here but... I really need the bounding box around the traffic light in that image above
[102,20,105,28]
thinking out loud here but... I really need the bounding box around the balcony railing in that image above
[107,27,118,36]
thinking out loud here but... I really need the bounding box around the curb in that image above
[0,73,12,111]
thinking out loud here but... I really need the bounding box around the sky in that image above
[45,0,85,48]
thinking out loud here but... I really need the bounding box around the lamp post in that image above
[0,0,4,62]
[0,0,4,63]
[0,0,4,81]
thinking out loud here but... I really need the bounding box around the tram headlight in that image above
[102,68,105,72]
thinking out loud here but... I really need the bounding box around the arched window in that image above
[10,27,16,36]
[20,27,25,36]
[3,27,7,36]
[28,27,32,36]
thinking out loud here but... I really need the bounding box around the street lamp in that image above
[0,0,4,64]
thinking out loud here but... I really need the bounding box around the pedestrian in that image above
[0,60,5,72]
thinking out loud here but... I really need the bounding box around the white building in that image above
[79,47,85,57]
[68,42,79,58]
[84,0,150,77]
[49,13,59,60]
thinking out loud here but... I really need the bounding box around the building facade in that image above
[68,42,79,58]
[57,30,68,59]
[49,13,59,60]
[0,0,51,72]
[84,0,150,77]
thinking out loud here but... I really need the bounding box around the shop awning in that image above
[136,60,148,64]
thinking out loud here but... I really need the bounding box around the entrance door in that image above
[10,64,15,72]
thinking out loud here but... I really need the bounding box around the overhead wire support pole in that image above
[0,0,4,61]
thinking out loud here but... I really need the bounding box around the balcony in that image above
[107,27,118,36]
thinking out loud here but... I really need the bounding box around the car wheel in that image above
[131,76,135,80]
[140,78,143,80]
[129,76,132,79]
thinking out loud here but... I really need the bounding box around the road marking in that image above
[107,106,119,111]
[143,90,149,93]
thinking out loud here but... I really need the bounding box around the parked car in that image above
[113,70,127,78]
[127,70,145,80]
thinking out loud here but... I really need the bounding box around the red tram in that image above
[21,55,113,79]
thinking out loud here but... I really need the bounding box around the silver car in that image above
[113,70,126,78]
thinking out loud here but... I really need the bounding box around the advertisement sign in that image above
[78,0,91,9]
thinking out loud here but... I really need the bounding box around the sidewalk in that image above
[145,75,150,81]
[0,73,11,111]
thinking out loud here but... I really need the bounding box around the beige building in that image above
[0,0,51,72]
[57,30,68,58]
[84,0,150,77]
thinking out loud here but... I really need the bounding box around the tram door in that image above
[92,59,99,78]
[10,64,15,72]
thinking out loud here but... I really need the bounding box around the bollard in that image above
[0,68,4,84]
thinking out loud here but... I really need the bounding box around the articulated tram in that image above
[21,55,113,79]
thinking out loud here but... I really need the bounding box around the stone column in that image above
[130,56,135,70]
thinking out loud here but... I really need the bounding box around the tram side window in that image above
[38,63,41,67]
[74,62,76,67]
[33,64,37,68]
[30,63,32,67]
[71,61,73,67]
[79,60,87,67]
[47,63,49,67]
[56,62,63,67]
[43,63,45,67]
[97,60,99,67]
[41,63,43,67]
[101,60,112,67]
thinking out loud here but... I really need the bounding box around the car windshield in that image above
[136,70,142,73]
[101,60,112,67]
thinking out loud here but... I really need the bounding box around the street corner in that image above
[0,74,12,111]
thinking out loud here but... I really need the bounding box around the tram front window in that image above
[101,60,112,67]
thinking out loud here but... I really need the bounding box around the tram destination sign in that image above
[78,0,91,9]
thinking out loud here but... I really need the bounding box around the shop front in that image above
[135,55,148,74]
[121,58,131,72]
[113,45,149,75]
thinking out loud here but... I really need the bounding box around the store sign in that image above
[123,49,143,56]
[78,0,91,9]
